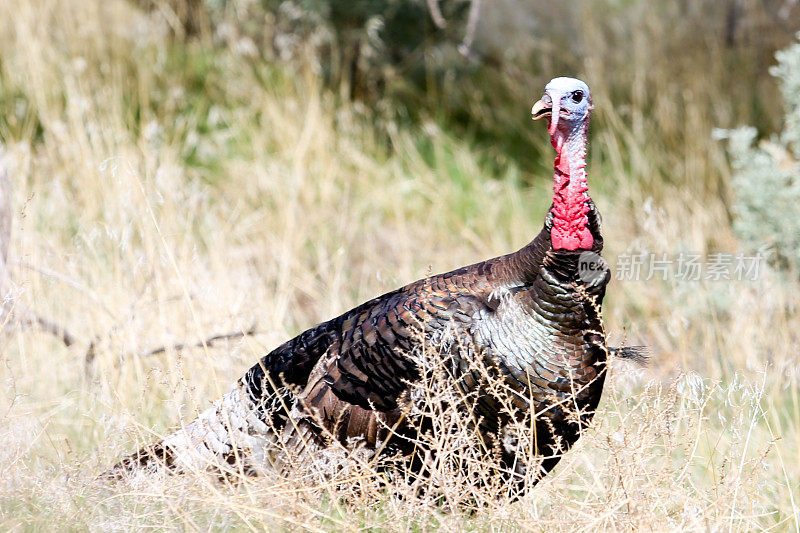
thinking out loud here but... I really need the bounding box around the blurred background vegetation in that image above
[6,0,798,191]
[0,0,799,529]
[86,0,800,187]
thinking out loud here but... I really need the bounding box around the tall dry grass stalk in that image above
[0,0,797,530]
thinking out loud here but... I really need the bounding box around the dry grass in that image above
[0,0,798,530]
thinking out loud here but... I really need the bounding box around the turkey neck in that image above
[550,119,592,251]
[496,118,597,285]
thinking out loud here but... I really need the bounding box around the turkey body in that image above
[249,206,609,464]
[113,207,610,484]
[110,77,616,490]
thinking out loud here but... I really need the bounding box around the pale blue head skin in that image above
[532,77,593,136]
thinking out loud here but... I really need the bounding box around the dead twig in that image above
[0,147,80,351]
[5,302,79,347]
[426,0,447,29]
[0,292,81,350]
[86,323,261,376]
[132,323,260,361]
[458,0,481,57]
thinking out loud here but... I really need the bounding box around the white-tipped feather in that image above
[157,384,273,474]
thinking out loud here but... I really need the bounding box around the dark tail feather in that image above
[608,345,650,365]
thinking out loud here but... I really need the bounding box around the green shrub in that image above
[720,33,800,273]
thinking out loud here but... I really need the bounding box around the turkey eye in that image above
[572,90,584,103]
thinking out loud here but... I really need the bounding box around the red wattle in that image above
[550,139,593,251]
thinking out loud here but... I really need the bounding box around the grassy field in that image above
[0,0,799,530]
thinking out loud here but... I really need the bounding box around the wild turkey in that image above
[109,77,635,488]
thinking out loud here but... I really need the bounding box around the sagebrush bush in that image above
[722,33,800,273]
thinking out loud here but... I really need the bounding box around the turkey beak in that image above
[531,92,561,136]
[531,99,550,120]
